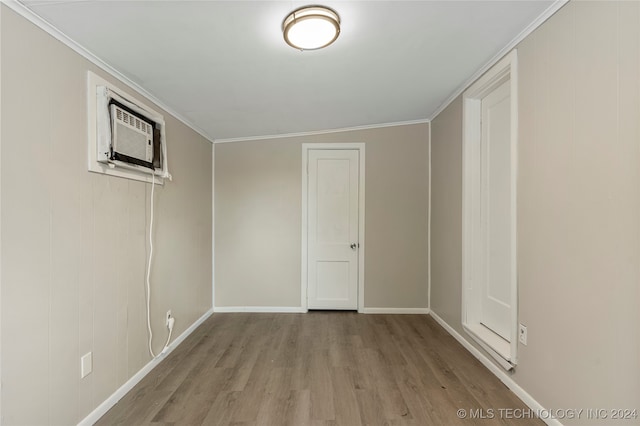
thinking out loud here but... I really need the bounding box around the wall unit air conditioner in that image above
[110,103,154,168]
[88,71,171,183]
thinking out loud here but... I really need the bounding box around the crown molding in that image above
[214,119,430,144]
[1,0,215,144]
[428,0,569,121]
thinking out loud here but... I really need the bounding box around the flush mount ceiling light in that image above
[282,5,340,51]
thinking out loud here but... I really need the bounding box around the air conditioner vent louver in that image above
[110,103,154,166]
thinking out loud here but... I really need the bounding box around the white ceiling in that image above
[21,0,556,141]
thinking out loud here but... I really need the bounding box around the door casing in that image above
[301,143,365,312]
[462,50,518,370]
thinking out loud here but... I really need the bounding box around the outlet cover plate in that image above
[81,352,93,378]
[518,324,528,345]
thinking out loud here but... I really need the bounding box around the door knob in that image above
[350,243,357,250]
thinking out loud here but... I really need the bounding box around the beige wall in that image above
[431,1,640,420]
[215,123,429,309]
[430,96,463,325]
[0,6,212,424]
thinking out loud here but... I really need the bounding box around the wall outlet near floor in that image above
[81,352,92,378]
[166,310,172,327]
[518,324,528,345]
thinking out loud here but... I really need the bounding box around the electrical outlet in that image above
[518,324,528,345]
[166,310,172,326]
[81,352,92,378]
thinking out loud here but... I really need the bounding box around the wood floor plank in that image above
[255,367,295,426]
[97,313,544,426]
[354,389,385,426]
[199,391,238,426]
[392,365,443,424]
[287,390,312,425]
[330,367,362,425]
[308,350,336,421]
[229,343,275,421]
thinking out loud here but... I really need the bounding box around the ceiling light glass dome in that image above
[282,6,340,50]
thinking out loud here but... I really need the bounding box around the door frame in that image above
[301,143,366,313]
[462,50,518,369]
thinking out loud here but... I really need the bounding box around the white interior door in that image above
[307,149,359,310]
[480,80,513,340]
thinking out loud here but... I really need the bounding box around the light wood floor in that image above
[97,313,542,425]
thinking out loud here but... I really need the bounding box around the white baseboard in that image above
[360,307,430,314]
[429,311,562,426]
[213,307,430,314]
[213,306,429,314]
[77,308,214,426]
[213,306,307,313]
